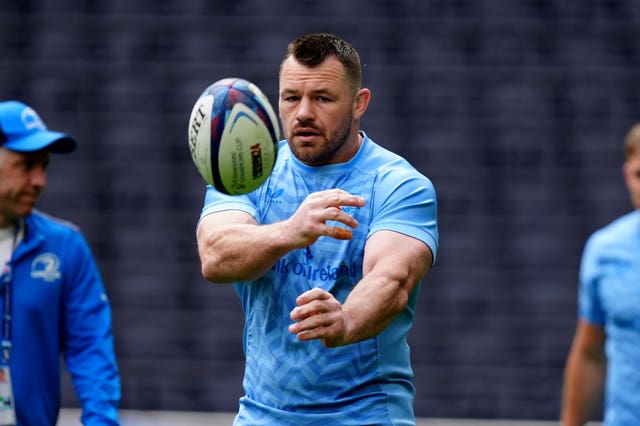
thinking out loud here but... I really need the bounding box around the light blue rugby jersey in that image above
[201,132,438,425]
[579,210,640,426]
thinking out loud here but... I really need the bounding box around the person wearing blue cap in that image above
[0,101,120,425]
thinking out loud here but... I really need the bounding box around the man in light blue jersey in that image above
[561,123,640,426]
[0,100,120,425]
[196,33,438,425]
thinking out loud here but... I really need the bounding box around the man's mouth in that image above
[294,127,322,142]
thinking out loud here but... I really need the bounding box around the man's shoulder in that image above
[28,210,81,235]
[589,210,639,248]
[359,136,429,182]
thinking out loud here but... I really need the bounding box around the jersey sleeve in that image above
[578,235,605,326]
[369,166,439,264]
[199,185,259,222]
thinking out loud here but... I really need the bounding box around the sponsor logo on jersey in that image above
[272,259,358,282]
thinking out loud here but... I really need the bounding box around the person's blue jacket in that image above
[4,210,120,425]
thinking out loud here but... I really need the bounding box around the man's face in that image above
[623,153,640,210]
[0,148,49,227]
[278,55,361,166]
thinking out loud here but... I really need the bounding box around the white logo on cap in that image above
[21,107,46,131]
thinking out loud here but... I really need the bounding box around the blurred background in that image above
[2,0,639,422]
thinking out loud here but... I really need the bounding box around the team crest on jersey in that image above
[31,253,61,282]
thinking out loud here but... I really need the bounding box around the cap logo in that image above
[21,107,46,131]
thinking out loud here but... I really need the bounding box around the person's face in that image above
[0,148,49,227]
[278,55,370,166]
[623,152,640,210]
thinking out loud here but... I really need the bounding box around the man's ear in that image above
[353,88,371,119]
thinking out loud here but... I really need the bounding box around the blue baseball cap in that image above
[0,100,77,153]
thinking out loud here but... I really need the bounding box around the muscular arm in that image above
[197,210,292,282]
[561,320,607,426]
[289,230,433,347]
[197,189,365,283]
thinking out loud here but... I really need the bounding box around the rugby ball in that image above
[188,78,280,195]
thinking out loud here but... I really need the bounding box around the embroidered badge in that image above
[30,253,61,282]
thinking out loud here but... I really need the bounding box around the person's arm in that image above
[196,189,365,283]
[289,229,432,347]
[561,319,606,426]
[63,231,120,425]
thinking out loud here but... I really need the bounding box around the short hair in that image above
[281,33,362,93]
[624,123,640,159]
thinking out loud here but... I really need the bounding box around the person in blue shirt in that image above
[561,123,640,426]
[0,100,120,425]
[196,33,438,425]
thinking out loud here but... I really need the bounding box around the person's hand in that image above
[288,287,348,347]
[284,189,365,248]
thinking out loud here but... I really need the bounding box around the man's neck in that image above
[0,216,18,229]
[0,219,15,230]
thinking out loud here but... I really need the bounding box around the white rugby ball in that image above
[188,78,280,195]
